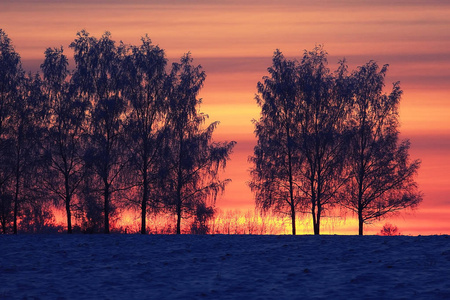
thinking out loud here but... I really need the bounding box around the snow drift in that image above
[1,235,449,299]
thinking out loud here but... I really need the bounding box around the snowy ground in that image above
[1,235,449,299]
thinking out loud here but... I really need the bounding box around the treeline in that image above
[104,210,289,235]
[0,29,235,234]
[1,28,422,236]
[250,48,422,235]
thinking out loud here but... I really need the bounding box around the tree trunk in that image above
[286,125,296,235]
[358,210,364,236]
[357,178,364,236]
[141,197,147,234]
[311,192,321,235]
[313,221,319,235]
[65,176,72,234]
[314,220,320,235]
[176,201,181,235]
[313,205,321,235]
[140,139,149,234]
[358,113,367,236]
[141,170,148,234]
[13,190,18,234]
[66,197,72,234]
[290,205,296,235]
[13,161,20,234]
[311,205,317,235]
[175,171,183,234]
[176,132,183,235]
[104,184,110,234]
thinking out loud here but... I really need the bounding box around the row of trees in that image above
[250,47,422,235]
[1,28,421,235]
[0,29,235,234]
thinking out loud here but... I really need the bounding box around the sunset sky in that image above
[1,0,449,234]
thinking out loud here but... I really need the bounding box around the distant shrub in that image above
[379,223,401,236]
[190,204,215,234]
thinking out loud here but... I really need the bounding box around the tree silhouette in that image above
[252,47,371,235]
[163,54,235,234]
[1,28,423,235]
[10,72,46,234]
[379,223,400,236]
[70,31,128,233]
[295,47,351,235]
[122,36,167,234]
[0,188,13,233]
[250,50,304,235]
[342,61,422,235]
[0,29,21,233]
[190,202,215,234]
[40,46,88,234]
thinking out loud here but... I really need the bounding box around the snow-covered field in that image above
[1,235,449,299]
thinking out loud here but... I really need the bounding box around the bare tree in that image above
[251,47,351,235]
[379,223,400,236]
[342,61,422,235]
[296,46,351,235]
[10,73,46,234]
[190,202,215,234]
[163,54,235,234]
[40,46,88,234]
[70,31,128,233]
[122,36,167,234]
[0,29,20,233]
[250,50,304,235]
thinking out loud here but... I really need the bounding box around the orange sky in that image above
[1,0,449,235]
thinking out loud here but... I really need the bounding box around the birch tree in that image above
[343,61,422,235]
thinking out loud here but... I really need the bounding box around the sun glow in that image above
[47,206,369,235]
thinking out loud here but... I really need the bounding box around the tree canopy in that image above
[0,29,235,234]
[0,28,420,235]
[251,47,422,235]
